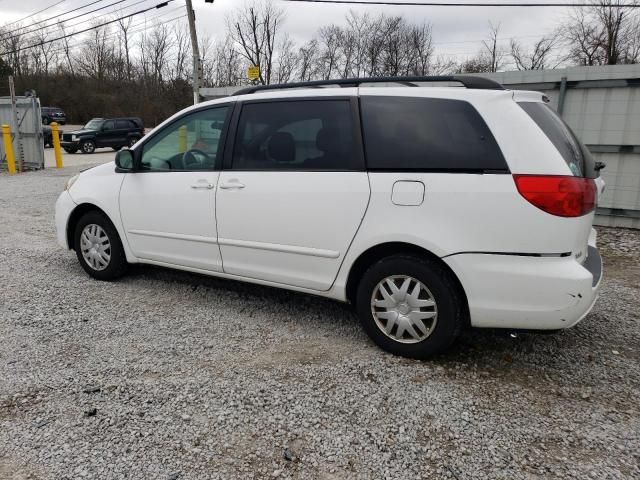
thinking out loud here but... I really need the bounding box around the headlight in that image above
[65,174,79,191]
[71,135,78,141]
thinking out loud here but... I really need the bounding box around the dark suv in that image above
[61,117,144,154]
[42,107,66,125]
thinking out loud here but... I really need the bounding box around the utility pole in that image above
[8,76,23,171]
[185,0,202,105]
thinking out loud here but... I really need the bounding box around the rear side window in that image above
[360,96,507,172]
[232,100,358,171]
[116,120,131,129]
[518,102,595,178]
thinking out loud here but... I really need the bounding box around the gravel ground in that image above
[1,166,639,480]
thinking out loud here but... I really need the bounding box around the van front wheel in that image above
[355,254,464,359]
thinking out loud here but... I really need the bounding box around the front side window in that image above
[103,120,115,131]
[232,100,356,170]
[84,119,103,130]
[140,106,229,171]
[360,96,507,172]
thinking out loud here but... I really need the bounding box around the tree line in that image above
[1,0,638,126]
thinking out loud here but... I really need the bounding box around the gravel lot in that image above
[1,165,638,480]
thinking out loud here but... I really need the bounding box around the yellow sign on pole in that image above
[247,65,260,81]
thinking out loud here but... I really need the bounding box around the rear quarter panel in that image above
[331,89,594,297]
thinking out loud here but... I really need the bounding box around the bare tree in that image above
[317,25,342,79]
[57,21,75,76]
[297,39,318,81]
[172,24,190,81]
[347,11,372,78]
[457,56,493,73]
[77,24,113,81]
[227,0,285,85]
[561,0,640,65]
[406,22,434,75]
[481,21,507,72]
[274,34,297,83]
[117,15,134,81]
[0,26,27,77]
[510,36,558,70]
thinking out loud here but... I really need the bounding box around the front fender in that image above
[67,163,137,263]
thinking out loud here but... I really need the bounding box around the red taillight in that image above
[513,175,596,217]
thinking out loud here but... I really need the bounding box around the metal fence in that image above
[479,65,640,229]
[0,96,45,171]
[201,65,640,228]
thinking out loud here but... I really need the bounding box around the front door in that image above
[119,105,231,271]
[216,98,370,291]
[96,120,118,147]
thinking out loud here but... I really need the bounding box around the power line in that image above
[1,0,109,38]
[2,0,68,29]
[0,0,112,39]
[0,0,177,55]
[51,6,186,55]
[280,0,640,7]
[0,0,142,42]
[45,11,187,57]
[6,0,156,44]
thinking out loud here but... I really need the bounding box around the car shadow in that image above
[122,263,580,366]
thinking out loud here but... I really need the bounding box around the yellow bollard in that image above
[50,122,63,169]
[1,124,17,175]
[178,125,188,153]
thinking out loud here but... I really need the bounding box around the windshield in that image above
[84,119,103,130]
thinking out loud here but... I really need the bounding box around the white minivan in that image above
[55,76,604,359]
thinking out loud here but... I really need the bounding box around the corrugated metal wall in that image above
[480,65,640,229]
[0,96,45,171]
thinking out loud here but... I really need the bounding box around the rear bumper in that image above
[444,240,602,330]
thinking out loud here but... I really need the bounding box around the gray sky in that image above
[0,0,576,62]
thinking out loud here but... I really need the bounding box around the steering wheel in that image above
[182,149,210,169]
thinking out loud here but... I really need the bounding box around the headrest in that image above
[316,127,340,153]
[268,132,295,163]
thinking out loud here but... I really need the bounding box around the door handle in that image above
[219,181,245,190]
[190,183,214,189]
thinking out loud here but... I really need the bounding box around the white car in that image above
[55,76,604,359]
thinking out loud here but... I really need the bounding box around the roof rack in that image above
[234,75,505,95]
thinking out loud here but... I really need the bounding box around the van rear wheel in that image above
[355,254,464,359]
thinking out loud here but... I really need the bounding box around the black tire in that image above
[64,147,78,154]
[355,254,465,359]
[43,117,50,125]
[73,211,127,281]
[112,146,122,151]
[128,137,139,148]
[80,139,95,154]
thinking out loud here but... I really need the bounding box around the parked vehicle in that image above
[60,117,144,154]
[42,106,66,125]
[42,125,53,148]
[55,76,604,359]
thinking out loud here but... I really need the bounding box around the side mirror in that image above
[115,149,134,171]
